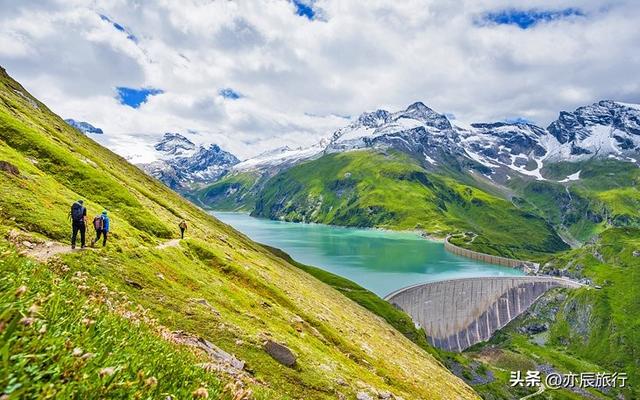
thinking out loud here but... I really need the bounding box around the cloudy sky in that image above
[1,0,639,161]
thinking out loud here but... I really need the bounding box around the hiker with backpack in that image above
[70,200,87,249]
[179,220,187,239]
[91,210,110,247]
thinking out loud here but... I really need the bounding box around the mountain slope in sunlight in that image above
[0,66,477,399]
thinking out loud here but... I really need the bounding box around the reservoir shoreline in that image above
[211,211,524,297]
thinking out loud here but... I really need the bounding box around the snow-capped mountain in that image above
[141,133,239,190]
[458,101,640,181]
[65,119,103,134]
[233,140,328,172]
[231,100,639,184]
[546,100,640,160]
[324,102,466,169]
[326,102,454,153]
[153,132,196,157]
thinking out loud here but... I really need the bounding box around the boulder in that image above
[633,250,640,257]
[0,160,19,176]
[263,340,296,367]
[125,279,143,290]
[356,392,372,400]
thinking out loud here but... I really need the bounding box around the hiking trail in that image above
[8,229,183,261]
[155,239,181,250]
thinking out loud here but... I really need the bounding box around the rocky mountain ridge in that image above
[231,100,640,184]
[140,132,239,190]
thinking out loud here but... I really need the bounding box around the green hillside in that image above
[191,171,261,212]
[0,67,478,399]
[463,227,640,399]
[509,160,640,244]
[249,150,567,260]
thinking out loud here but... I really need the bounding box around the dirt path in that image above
[20,241,94,262]
[7,229,182,261]
[155,238,181,250]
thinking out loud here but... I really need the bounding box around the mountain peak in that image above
[65,119,103,135]
[154,132,196,156]
[548,99,640,143]
[400,101,451,130]
[406,101,430,111]
[356,109,391,128]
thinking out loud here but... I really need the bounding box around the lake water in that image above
[213,212,524,297]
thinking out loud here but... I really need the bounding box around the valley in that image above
[2,1,638,399]
[1,64,638,399]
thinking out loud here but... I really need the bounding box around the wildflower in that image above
[38,324,47,334]
[27,304,40,316]
[15,285,27,297]
[20,317,35,326]
[98,367,116,378]
[144,376,158,387]
[81,318,96,327]
[192,387,209,398]
[72,347,83,357]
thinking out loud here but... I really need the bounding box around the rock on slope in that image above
[0,65,477,399]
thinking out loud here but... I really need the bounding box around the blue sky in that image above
[292,0,316,20]
[481,8,585,29]
[219,88,242,100]
[99,14,138,42]
[116,87,164,108]
[0,0,638,161]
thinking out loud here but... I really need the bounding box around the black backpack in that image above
[71,202,84,222]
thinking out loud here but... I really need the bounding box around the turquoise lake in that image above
[213,212,524,297]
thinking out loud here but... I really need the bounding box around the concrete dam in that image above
[385,277,583,352]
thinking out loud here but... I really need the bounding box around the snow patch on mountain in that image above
[559,170,581,183]
[233,139,328,172]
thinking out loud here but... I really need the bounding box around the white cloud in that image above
[0,0,639,160]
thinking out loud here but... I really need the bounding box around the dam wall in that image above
[444,236,539,269]
[385,277,582,352]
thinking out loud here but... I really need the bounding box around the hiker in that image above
[70,199,87,249]
[91,210,110,247]
[178,220,187,239]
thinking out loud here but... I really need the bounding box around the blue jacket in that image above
[102,215,110,232]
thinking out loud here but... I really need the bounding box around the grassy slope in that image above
[510,160,640,243]
[0,67,477,399]
[251,150,567,260]
[0,245,229,399]
[191,172,260,212]
[261,245,432,353]
[464,227,640,399]
[544,228,640,391]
